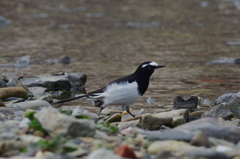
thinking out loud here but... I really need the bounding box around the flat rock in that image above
[140,113,173,130]
[87,149,122,159]
[142,129,194,142]
[35,107,96,138]
[154,109,189,127]
[175,118,240,143]
[148,140,227,158]
[6,100,51,110]
[21,73,86,91]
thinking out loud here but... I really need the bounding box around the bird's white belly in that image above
[102,81,141,105]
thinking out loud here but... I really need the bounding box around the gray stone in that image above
[215,92,240,105]
[175,118,240,143]
[87,149,122,159]
[0,120,20,139]
[142,129,194,142]
[72,105,98,120]
[186,148,228,159]
[202,103,233,120]
[21,73,86,91]
[35,107,96,138]
[6,100,51,110]
[0,139,26,157]
[28,87,47,98]
[117,119,140,132]
[229,96,240,118]
[199,97,212,107]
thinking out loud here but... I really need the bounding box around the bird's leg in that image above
[98,104,106,116]
[125,106,135,117]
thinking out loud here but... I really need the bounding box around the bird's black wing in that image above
[109,73,136,84]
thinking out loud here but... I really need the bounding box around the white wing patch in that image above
[142,61,158,68]
[101,81,141,106]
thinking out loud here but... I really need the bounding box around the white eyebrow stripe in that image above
[141,62,158,68]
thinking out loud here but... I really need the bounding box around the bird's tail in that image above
[52,94,87,105]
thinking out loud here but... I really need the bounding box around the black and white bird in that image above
[53,61,165,117]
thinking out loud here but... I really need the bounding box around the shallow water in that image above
[0,0,240,113]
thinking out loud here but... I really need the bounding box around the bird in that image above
[53,61,165,117]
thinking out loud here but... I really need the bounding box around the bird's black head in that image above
[134,61,165,76]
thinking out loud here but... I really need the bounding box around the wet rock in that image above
[115,144,137,159]
[173,95,198,110]
[105,113,122,123]
[202,103,233,119]
[72,105,98,120]
[155,109,189,127]
[21,73,87,91]
[35,107,96,137]
[87,149,122,159]
[215,91,240,104]
[142,129,194,142]
[175,118,240,143]
[140,113,172,130]
[6,100,51,110]
[0,16,11,26]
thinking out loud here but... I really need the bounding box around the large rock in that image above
[154,109,189,127]
[6,100,52,110]
[148,140,227,159]
[175,118,240,143]
[34,107,96,138]
[139,113,172,130]
[0,120,25,157]
[21,73,87,91]
[207,92,240,119]
[142,129,194,142]
[215,92,240,105]
[202,103,233,119]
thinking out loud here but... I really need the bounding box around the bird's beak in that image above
[155,65,166,69]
